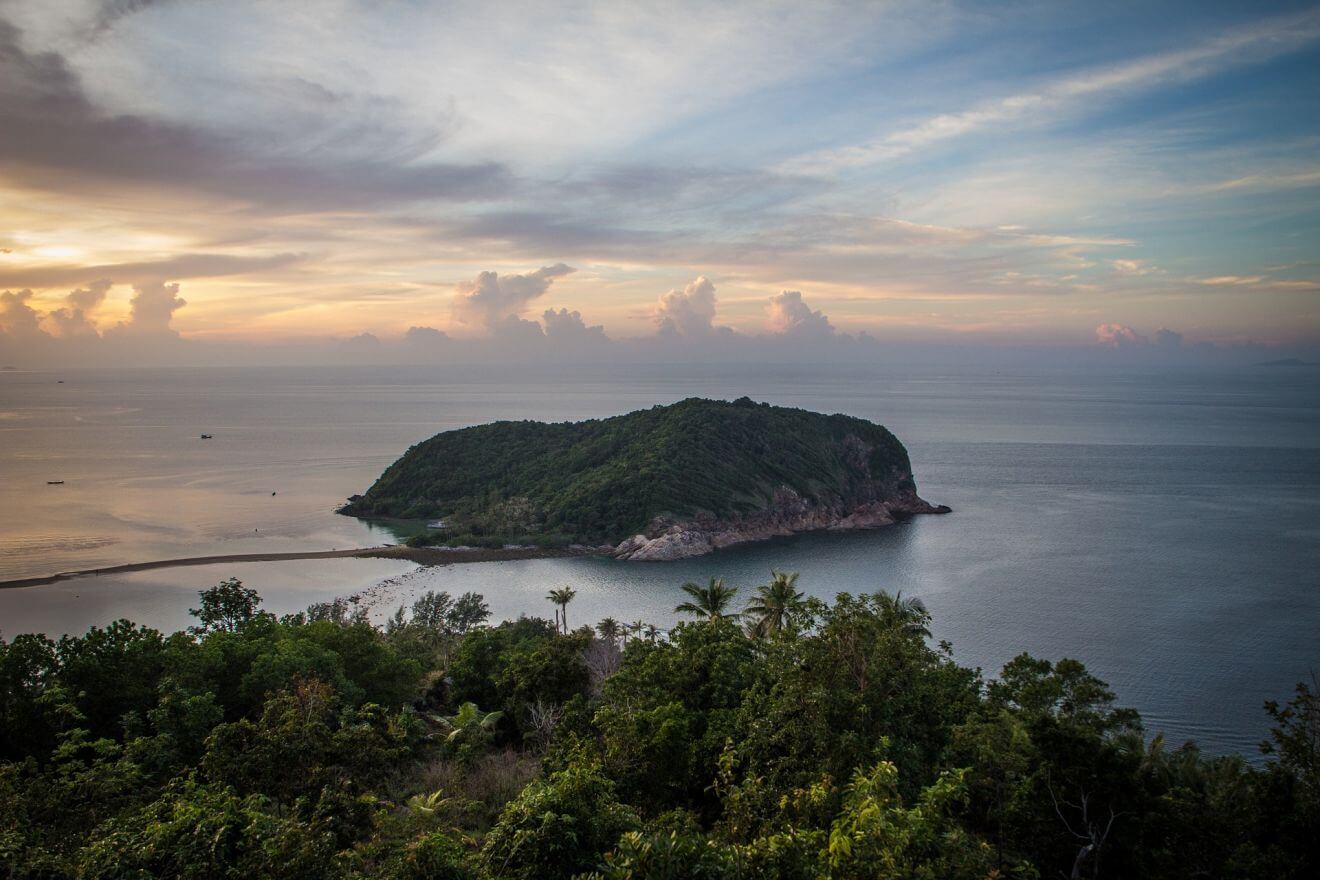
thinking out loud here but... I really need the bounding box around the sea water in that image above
[1,363,1317,755]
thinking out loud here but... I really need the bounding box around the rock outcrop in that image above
[612,485,949,561]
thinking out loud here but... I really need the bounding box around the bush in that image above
[481,763,639,880]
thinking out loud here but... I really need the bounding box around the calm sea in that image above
[1,363,1317,755]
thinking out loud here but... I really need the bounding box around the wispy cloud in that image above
[780,8,1320,174]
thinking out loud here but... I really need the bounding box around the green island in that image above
[341,398,949,560]
[1,575,1315,879]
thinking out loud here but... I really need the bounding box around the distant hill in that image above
[341,397,947,559]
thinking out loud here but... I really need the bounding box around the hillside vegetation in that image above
[1,576,1315,878]
[341,398,920,546]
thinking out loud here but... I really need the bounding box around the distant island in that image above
[341,397,948,560]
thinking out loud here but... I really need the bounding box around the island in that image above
[340,397,949,560]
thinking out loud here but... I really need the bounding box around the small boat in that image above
[47,480,64,485]
[200,434,214,439]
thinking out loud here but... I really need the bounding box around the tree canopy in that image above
[0,575,1315,879]
[340,397,922,547]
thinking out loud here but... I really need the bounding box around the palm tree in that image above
[627,619,646,646]
[675,577,739,622]
[745,570,806,637]
[596,617,621,644]
[875,590,931,639]
[644,623,662,642]
[434,701,503,750]
[547,586,577,634]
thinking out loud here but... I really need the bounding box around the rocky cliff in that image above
[612,486,949,560]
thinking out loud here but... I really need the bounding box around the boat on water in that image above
[46,480,64,485]
[200,433,214,439]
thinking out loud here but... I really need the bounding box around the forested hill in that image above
[339,397,932,545]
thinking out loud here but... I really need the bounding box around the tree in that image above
[412,591,455,631]
[874,590,931,639]
[625,619,646,648]
[189,578,261,634]
[826,761,995,879]
[546,587,577,634]
[0,633,61,759]
[78,779,339,880]
[744,570,805,637]
[1262,674,1320,797]
[481,763,639,880]
[435,701,503,762]
[596,617,622,644]
[675,577,739,622]
[447,592,491,634]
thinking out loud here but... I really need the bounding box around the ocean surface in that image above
[1,363,1317,756]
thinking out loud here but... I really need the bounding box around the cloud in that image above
[1193,275,1320,291]
[451,264,575,333]
[89,1,182,37]
[0,289,46,339]
[1112,259,1155,277]
[46,279,112,337]
[541,307,609,346]
[0,253,304,289]
[1095,323,1146,348]
[782,8,1320,173]
[0,20,507,211]
[766,290,834,338]
[341,332,381,348]
[403,325,449,346]
[1199,169,1320,194]
[1154,328,1183,349]
[1096,323,1185,351]
[111,280,186,337]
[653,276,725,338]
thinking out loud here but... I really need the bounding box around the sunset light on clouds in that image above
[1,0,1318,364]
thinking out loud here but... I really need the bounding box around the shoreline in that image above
[0,545,601,590]
[0,510,949,590]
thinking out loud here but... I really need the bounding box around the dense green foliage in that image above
[341,398,918,544]
[2,575,1316,879]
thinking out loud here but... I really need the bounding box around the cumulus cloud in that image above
[1096,323,1186,351]
[404,325,449,346]
[451,264,575,333]
[1154,327,1183,349]
[766,289,834,338]
[47,279,112,337]
[0,288,46,339]
[342,332,381,348]
[653,276,724,338]
[112,280,187,337]
[542,307,609,345]
[1095,323,1146,347]
[488,315,552,345]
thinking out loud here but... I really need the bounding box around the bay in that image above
[1,362,1317,755]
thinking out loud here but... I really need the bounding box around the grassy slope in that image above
[341,397,915,542]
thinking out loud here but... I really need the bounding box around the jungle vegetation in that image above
[339,398,920,548]
[1,573,1316,879]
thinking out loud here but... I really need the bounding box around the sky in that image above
[1,0,1318,365]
